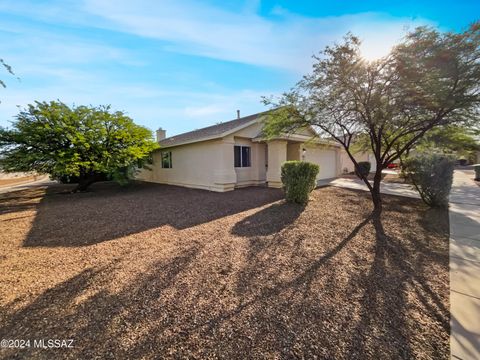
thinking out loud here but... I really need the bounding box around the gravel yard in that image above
[0,181,449,359]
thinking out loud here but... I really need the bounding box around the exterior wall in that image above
[233,122,263,138]
[233,136,267,187]
[136,120,341,192]
[136,139,236,192]
[339,151,377,173]
[266,140,288,188]
[287,143,301,161]
[304,144,339,180]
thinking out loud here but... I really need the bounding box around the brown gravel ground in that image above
[0,181,449,359]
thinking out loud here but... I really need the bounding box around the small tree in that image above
[263,23,480,214]
[0,101,159,191]
[404,154,455,207]
[281,161,319,205]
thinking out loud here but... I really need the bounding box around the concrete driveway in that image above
[318,176,420,199]
[449,169,480,359]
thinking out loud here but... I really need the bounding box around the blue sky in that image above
[0,1,478,137]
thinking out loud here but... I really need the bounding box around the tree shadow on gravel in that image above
[346,209,450,359]
[0,188,450,359]
[0,216,373,360]
[0,245,202,360]
[18,181,284,247]
[0,188,46,216]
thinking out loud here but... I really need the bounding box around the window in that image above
[234,145,251,167]
[161,151,172,168]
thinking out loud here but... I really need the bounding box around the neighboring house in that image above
[137,111,345,192]
[339,151,378,174]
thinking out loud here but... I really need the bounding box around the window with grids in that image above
[161,151,172,168]
[234,145,251,167]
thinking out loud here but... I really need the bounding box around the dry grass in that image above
[0,181,449,359]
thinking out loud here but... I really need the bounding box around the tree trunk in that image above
[73,172,97,192]
[371,168,383,215]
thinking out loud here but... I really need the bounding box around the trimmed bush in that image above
[355,161,371,178]
[281,161,319,205]
[404,154,455,208]
[474,164,480,180]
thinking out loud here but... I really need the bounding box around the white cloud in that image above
[1,1,434,72]
[0,0,438,134]
[80,1,434,72]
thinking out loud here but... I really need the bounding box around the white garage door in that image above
[305,148,337,179]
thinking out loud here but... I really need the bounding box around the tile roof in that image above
[159,111,269,148]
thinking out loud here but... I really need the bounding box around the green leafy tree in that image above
[0,101,159,191]
[355,125,479,167]
[415,125,479,158]
[263,23,480,213]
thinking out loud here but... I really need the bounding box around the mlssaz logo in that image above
[33,339,74,349]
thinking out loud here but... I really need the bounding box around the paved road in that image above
[449,169,480,360]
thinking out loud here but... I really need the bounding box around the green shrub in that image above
[474,164,480,180]
[355,161,371,178]
[281,161,319,205]
[404,154,455,208]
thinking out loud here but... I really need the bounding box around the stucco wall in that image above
[233,137,267,187]
[304,145,339,179]
[287,143,301,161]
[339,151,377,173]
[136,120,342,191]
[136,139,237,191]
[136,133,268,191]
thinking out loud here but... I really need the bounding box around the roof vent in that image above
[236,110,240,119]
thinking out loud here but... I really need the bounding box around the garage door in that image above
[305,148,337,179]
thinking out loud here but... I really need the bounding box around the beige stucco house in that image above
[137,111,345,192]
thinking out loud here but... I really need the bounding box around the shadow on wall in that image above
[17,181,284,247]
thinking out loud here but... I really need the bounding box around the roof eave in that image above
[159,118,262,149]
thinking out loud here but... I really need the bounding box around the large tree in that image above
[263,23,480,213]
[0,101,159,191]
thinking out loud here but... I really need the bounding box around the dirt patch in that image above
[0,176,38,187]
[0,182,449,359]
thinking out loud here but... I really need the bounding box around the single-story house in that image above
[137,111,348,192]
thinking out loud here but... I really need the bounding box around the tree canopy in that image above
[0,101,159,191]
[415,125,479,159]
[263,23,480,212]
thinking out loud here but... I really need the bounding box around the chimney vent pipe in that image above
[156,128,166,142]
